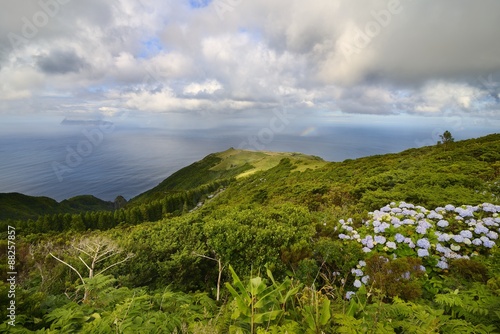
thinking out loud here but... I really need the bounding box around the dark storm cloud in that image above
[36,49,88,74]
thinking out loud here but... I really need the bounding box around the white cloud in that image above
[0,0,498,121]
[183,79,223,95]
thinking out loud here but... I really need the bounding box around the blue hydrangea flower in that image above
[453,235,464,243]
[484,240,496,248]
[351,268,364,277]
[404,238,415,248]
[459,230,473,239]
[456,207,473,217]
[416,225,428,234]
[436,260,448,269]
[362,247,371,253]
[472,238,482,246]
[437,220,449,228]
[395,233,405,243]
[346,291,355,300]
[361,275,370,284]
[427,211,443,220]
[353,279,362,288]
[487,231,498,240]
[386,241,397,249]
[416,238,431,249]
[474,224,489,235]
[483,218,496,226]
[374,235,386,245]
[358,260,366,267]
[339,234,350,240]
[437,233,451,242]
[417,249,429,257]
[445,204,455,211]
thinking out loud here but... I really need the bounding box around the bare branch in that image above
[78,256,91,272]
[98,253,134,276]
[50,252,85,286]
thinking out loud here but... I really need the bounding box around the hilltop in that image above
[130,147,327,204]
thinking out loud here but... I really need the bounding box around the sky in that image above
[1,0,500,136]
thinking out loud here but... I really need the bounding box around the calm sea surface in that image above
[0,122,495,201]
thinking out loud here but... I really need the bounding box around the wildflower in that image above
[437,220,449,228]
[353,279,362,288]
[417,249,429,257]
[416,238,431,249]
[345,291,355,300]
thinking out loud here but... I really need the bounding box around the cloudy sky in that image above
[1,0,500,133]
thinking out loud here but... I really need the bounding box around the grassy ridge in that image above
[129,148,326,204]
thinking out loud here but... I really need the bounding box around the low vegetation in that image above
[1,133,500,332]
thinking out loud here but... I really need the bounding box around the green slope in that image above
[206,133,500,214]
[129,147,327,204]
[0,193,114,221]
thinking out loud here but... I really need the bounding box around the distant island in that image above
[60,118,105,126]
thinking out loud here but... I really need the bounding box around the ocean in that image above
[0,119,496,202]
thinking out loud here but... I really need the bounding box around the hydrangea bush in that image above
[338,202,500,298]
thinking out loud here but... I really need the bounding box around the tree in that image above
[50,235,134,303]
[439,130,454,144]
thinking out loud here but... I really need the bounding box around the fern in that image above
[435,284,500,328]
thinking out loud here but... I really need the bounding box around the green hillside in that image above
[0,193,114,221]
[129,147,327,204]
[2,133,500,333]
